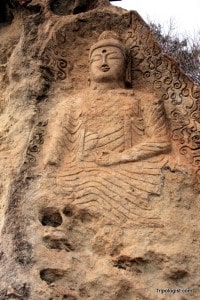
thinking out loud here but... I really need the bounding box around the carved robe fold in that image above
[40,89,170,226]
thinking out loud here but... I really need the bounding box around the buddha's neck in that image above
[90,80,125,91]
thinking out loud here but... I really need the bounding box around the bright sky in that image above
[113,0,200,37]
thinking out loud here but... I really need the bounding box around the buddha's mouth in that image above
[101,66,110,72]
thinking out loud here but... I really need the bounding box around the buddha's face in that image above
[89,46,125,84]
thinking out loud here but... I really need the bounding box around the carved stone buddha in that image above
[41,31,171,225]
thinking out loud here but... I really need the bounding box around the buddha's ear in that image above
[88,77,91,86]
[125,49,132,87]
[125,63,132,88]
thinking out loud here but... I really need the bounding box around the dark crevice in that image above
[73,5,87,15]
[63,205,74,217]
[48,0,107,16]
[113,256,149,272]
[43,236,75,252]
[40,268,66,284]
[39,207,63,227]
[167,269,188,281]
[0,0,13,24]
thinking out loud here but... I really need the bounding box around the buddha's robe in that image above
[41,89,170,226]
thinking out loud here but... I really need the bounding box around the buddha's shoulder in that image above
[53,88,159,109]
[108,88,158,102]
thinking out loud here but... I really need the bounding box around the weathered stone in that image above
[0,1,199,299]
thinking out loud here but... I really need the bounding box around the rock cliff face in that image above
[0,1,200,299]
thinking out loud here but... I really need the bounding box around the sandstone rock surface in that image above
[0,1,199,299]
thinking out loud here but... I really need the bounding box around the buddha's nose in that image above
[101,56,108,66]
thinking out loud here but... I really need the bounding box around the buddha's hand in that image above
[95,149,138,166]
[95,150,123,166]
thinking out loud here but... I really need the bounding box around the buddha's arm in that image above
[96,98,171,166]
[120,98,171,162]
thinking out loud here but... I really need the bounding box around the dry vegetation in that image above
[149,21,200,85]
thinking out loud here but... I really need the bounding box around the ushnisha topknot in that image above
[89,31,127,61]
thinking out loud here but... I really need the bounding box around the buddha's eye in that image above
[109,57,121,60]
[91,55,102,63]
[93,58,101,62]
[108,56,121,60]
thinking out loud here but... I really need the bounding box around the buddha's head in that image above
[89,31,128,89]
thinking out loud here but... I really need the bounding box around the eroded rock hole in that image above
[43,236,75,252]
[39,207,62,227]
[63,295,77,300]
[73,4,87,14]
[40,268,65,284]
[49,0,98,15]
[63,205,74,217]
[113,256,149,273]
[49,0,75,15]
[0,0,13,23]
[167,269,188,281]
